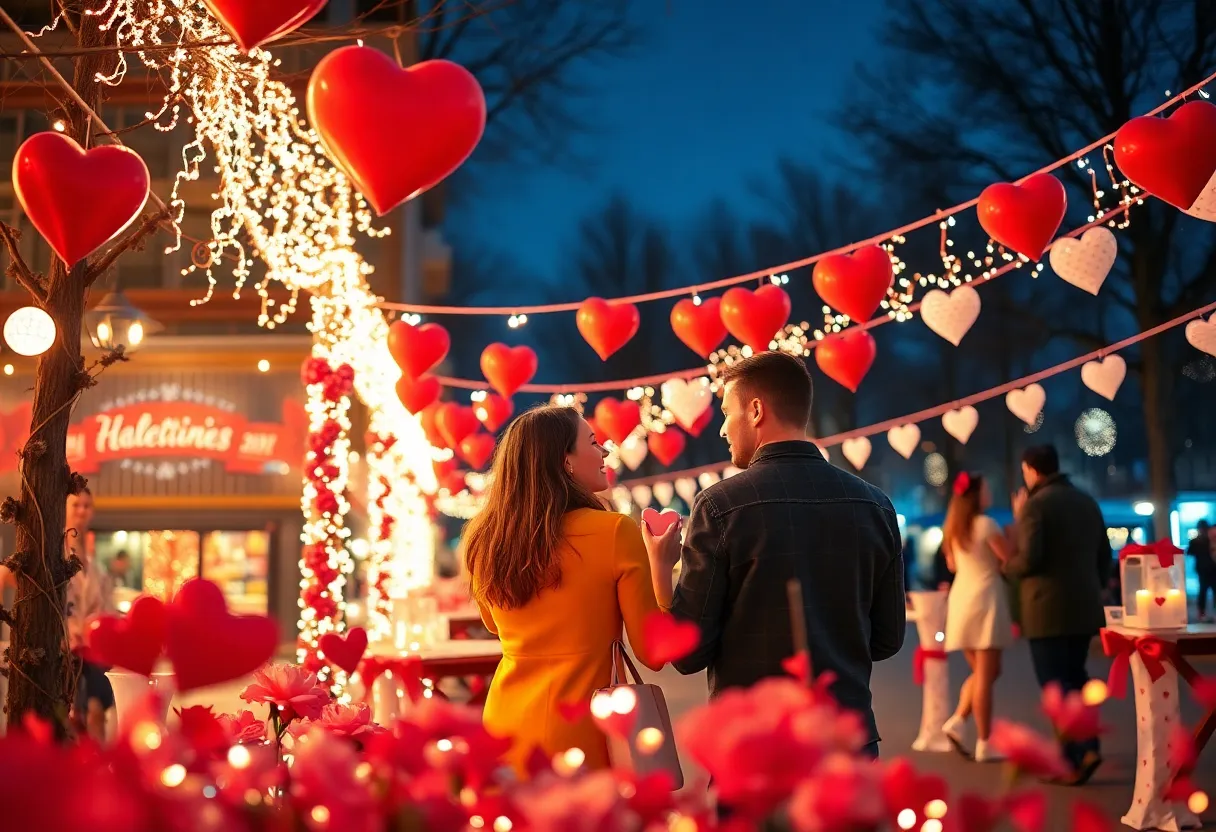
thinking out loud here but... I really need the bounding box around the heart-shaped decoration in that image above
[1048,227,1117,295]
[647,428,686,466]
[1006,383,1047,426]
[1186,313,1216,357]
[1185,169,1216,221]
[1081,355,1126,401]
[661,377,712,432]
[387,320,450,380]
[674,477,697,504]
[395,373,441,415]
[617,434,649,471]
[887,424,921,460]
[671,297,727,356]
[594,398,642,445]
[642,611,701,664]
[577,298,640,360]
[683,406,713,437]
[977,173,1067,261]
[474,394,513,432]
[630,485,652,508]
[815,329,876,392]
[812,245,894,322]
[436,402,480,448]
[1114,100,1216,209]
[458,431,496,469]
[318,626,368,675]
[1154,596,1167,607]
[841,436,872,470]
[723,466,741,478]
[13,132,151,268]
[720,285,791,351]
[418,402,447,447]
[1004,791,1048,832]
[86,595,167,677]
[166,579,278,692]
[921,286,981,346]
[652,481,675,507]
[480,343,537,397]
[308,49,486,216]
[440,469,468,494]
[641,508,681,536]
[942,406,979,445]
[698,472,720,489]
[202,0,327,51]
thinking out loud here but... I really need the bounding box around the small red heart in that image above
[683,406,713,438]
[387,320,450,380]
[812,245,894,322]
[418,402,447,447]
[1163,690,1170,699]
[436,402,480,448]
[642,611,701,665]
[395,373,441,415]
[670,296,727,357]
[640,508,681,536]
[1154,596,1166,607]
[13,132,151,268]
[441,469,469,494]
[593,398,641,446]
[203,0,327,51]
[646,428,686,467]
[977,172,1067,261]
[782,652,811,684]
[318,627,368,676]
[458,431,496,470]
[720,285,791,352]
[815,329,877,392]
[308,49,486,216]
[480,343,538,397]
[577,298,640,360]
[1114,100,1216,209]
[85,596,166,677]
[165,579,278,692]
[474,394,514,432]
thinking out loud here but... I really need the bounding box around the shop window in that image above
[202,531,270,615]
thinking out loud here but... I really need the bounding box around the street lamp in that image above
[84,290,162,352]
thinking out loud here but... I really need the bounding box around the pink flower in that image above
[513,770,630,832]
[988,720,1071,779]
[290,729,378,832]
[1040,683,1104,741]
[173,705,229,756]
[788,753,885,832]
[289,703,384,743]
[239,663,330,722]
[217,709,268,744]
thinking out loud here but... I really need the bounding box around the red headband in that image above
[952,472,972,496]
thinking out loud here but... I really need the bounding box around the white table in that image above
[363,638,503,725]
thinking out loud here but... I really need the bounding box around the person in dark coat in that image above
[1189,520,1214,622]
[1006,445,1110,785]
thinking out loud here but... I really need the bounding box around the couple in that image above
[462,351,906,776]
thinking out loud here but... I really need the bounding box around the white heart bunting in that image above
[674,477,698,505]
[630,485,653,509]
[1006,383,1047,425]
[942,406,979,444]
[611,486,632,514]
[618,435,648,471]
[1080,355,1126,401]
[697,471,720,489]
[921,286,981,346]
[1048,227,1117,295]
[652,481,675,507]
[887,424,921,459]
[1186,169,1216,222]
[841,437,872,470]
[723,466,741,479]
[661,377,713,432]
[1186,313,1216,357]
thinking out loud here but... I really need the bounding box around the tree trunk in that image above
[3,8,109,737]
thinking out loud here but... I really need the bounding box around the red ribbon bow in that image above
[1118,537,1183,569]
[357,654,425,704]
[913,645,948,686]
[1100,629,1196,696]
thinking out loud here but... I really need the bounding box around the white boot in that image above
[942,714,973,759]
[974,738,1005,763]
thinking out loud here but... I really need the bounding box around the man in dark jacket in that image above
[1188,520,1214,621]
[643,351,906,760]
[1007,445,1111,784]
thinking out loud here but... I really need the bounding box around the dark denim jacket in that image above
[669,441,906,743]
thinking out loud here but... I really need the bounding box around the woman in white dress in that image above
[941,472,1012,762]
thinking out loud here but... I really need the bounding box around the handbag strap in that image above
[610,639,644,686]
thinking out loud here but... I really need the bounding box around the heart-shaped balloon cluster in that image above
[812,246,894,322]
[578,298,640,360]
[388,321,450,415]
[480,343,537,397]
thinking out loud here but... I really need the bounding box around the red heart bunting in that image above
[165,579,278,692]
[395,373,441,415]
[593,398,642,446]
[387,320,450,380]
[474,394,514,432]
[480,343,538,397]
[577,298,641,360]
[647,428,686,466]
[720,285,791,352]
[977,173,1066,261]
[812,245,894,322]
[202,0,328,52]
[458,431,496,470]
[436,403,480,448]
[670,297,727,357]
[1114,100,1216,209]
[815,329,877,392]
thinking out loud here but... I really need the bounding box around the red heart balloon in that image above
[977,173,1066,261]
[647,428,686,466]
[720,285,791,352]
[387,320,450,380]
[308,49,486,216]
[815,329,876,392]
[684,405,713,438]
[458,431,496,469]
[202,0,327,51]
[586,417,610,446]
[436,402,479,448]
[85,595,166,677]
[433,456,459,480]
[395,373,441,415]
[318,626,368,676]
[671,296,727,357]
[577,297,640,360]
[12,132,151,268]
[593,398,641,445]
[812,245,893,322]
[418,402,447,448]
[474,394,514,432]
[480,343,538,397]
[640,508,682,536]
[1114,100,1216,209]
[441,469,469,493]
[165,579,278,692]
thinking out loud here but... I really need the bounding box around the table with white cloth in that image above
[362,638,503,725]
[1100,623,1216,831]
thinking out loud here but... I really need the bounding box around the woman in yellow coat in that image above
[463,405,679,775]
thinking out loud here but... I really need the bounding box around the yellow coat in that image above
[475,508,663,775]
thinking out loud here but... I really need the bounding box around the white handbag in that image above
[593,640,684,789]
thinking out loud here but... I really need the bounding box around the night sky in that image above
[449,0,884,283]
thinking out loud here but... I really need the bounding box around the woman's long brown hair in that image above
[942,472,983,558]
[462,405,605,610]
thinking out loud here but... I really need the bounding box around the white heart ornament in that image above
[611,486,632,514]
[674,477,698,505]
[841,437,872,470]
[921,286,980,346]
[652,481,675,507]
[661,377,713,431]
[618,435,649,471]
[698,471,720,489]
[887,424,921,459]
[722,466,741,479]
[630,485,653,509]
[1080,355,1126,401]
[1186,313,1216,357]
[1186,169,1216,222]
[1048,227,1117,295]
[1006,383,1046,425]
[942,406,979,444]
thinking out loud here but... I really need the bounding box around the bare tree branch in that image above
[83,208,170,287]
[0,222,48,306]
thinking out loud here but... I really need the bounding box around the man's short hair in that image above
[720,350,813,429]
[1022,444,1060,476]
